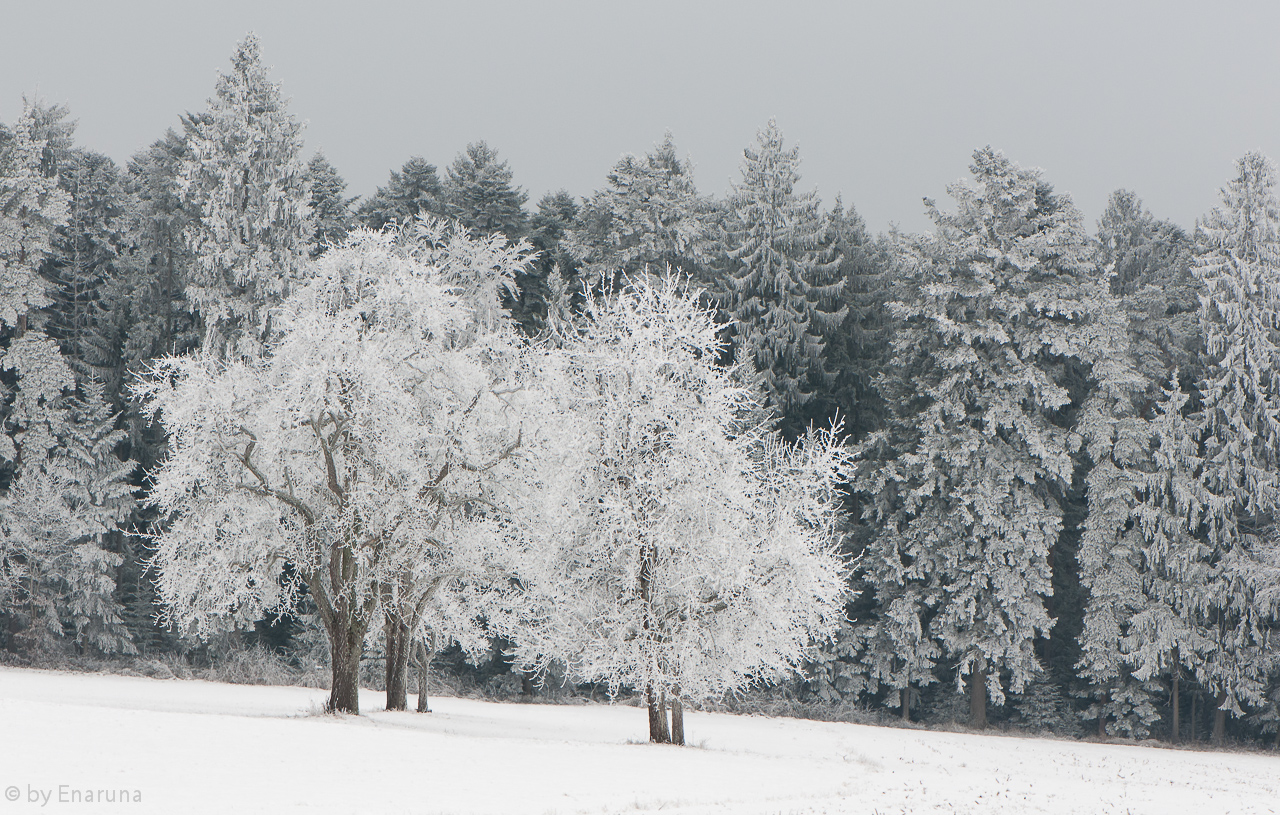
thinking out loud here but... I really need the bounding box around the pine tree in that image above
[356,156,445,231]
[856,148,1133,727]
[180,33,312,358]
[0,336,135,655]
[1097,190,1201,389]
[1186,151,1280,740]
[568,133,714,291]
[511,189,579,337]
[305,152,355,257]
[0,101,68,331]
[721,120,844,415]
[442,141,527,240]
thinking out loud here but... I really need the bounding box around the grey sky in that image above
[3,1,1279,234]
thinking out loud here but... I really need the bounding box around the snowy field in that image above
[0,667,1274,815]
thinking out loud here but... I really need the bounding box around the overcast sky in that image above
[3,1,1279,234]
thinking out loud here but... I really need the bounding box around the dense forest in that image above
[2,34,1278,749]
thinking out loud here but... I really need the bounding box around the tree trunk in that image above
[1170,669,1180,744]
[1212,693,1227,745]
[384,617,411,711]
[327,620,363,714]
[1190,693,1198,742]
[647,685,670,743]
[900,687,911,722]
[414,640,434,713]
[969,664,987,729]
[670,696,685,746]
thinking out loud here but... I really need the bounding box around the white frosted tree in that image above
[0,103,133,656]
[567,133,715,291]
[0,100,67,331]
[722,120,844,412]
[856,148,1133,727]
[514,274,851,744]
[1182,151,1280,741]
[180,33,312,358]
[136,221,539,714]
[1076,378,1207,739]
[0,338,135,655]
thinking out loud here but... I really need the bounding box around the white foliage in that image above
[0,100,65,328]
[138,222,536,675]
[514,274,851,704]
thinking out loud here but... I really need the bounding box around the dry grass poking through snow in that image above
[0,666,1275,814]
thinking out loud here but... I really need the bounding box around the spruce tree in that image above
[857,148,1132,727]
[442,141,527,240]
[568,133,714,291]
[721,120,844,415]
[356,156,445,231]
[1097,190,1201,389]
[305,152,355,257]
[180,33,312,358]
[0,101,67,331]
[1186,151,1280,740]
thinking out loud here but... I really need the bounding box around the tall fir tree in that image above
[1184,151,1280,741]
[721,120,844,418]
[0,101,67,332]
[567,133,715,291]
[355,156,445,231]
[179,33,312,358]
[305,152,355,257]
[856,148,1133,727]
[442,141,527,240]
[1096,190,1201,390]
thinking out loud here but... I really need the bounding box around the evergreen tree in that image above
[0,335,135,655]
[1186,151,1280,740]
[305,152,355,257]
[810,198,896,438]
[721,120,844,416]
[180,33,312,358]
[442,141,527,240]
[355,156,444,231]
[0,101,67,332]
[1097,190,1201,389]
[567,133,714,291]
[511,189,579,337]
[856,148,1133,727]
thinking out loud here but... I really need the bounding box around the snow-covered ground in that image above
[0,667,1274,815]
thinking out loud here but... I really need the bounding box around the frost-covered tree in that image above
[137,221,539,714]
[722,120,844,413]
[305,152,355,257]
[1096,190,1201,388]
[1076,378,1200,739]
[568,133,714,291]
[1185,151,1280,740]
[356,156,445,231]
[180,33,311,358]
[443,141,527,240]
[0,337,135,655]
[515,274,851,744]
[857,148,1133,727]
[0,101,67,331]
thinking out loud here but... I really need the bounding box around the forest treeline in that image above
[1,35,1278,748]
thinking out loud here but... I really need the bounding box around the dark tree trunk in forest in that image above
[670,697,685,746]
[384,617,411,711]
[1212,693,1227,745]
[900,688,911,722]
[1170,668,1180,743]
[1190,693,1198,741]
[414,640,434,713]
[647,685,670,743]
[327,619,364,714]
[969,665,987,729]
